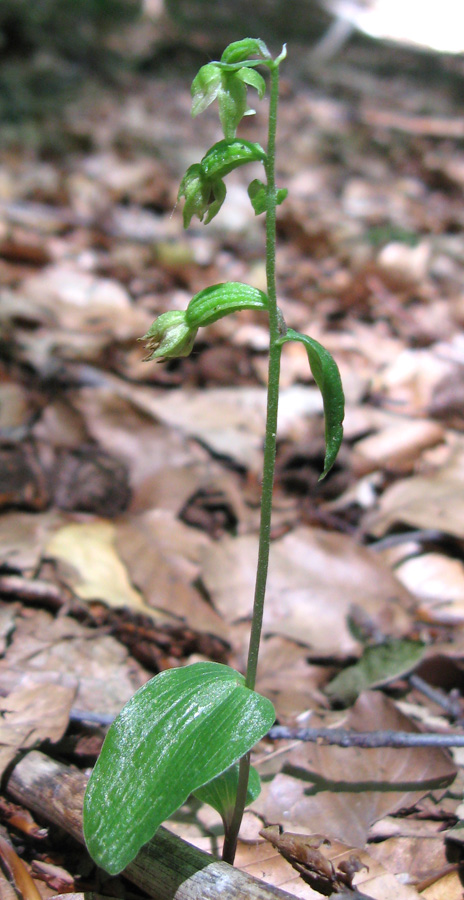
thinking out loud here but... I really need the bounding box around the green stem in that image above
[222,62,282,867]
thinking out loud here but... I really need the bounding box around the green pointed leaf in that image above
[83,662,275,875]
[236,66,266,99]
[201,139,266,182]
[278,328,344,478]
[186,281,268,328]
[248,178,267,214]
[193,763,261,828]
[191,63,222,117]
[220,38,271,64]
[326,639,426,706]
[248,180,288,216]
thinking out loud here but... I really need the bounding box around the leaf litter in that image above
[2,15,464,899]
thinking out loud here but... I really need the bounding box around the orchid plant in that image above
[83,38,344,874]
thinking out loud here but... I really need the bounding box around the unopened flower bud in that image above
[178,165,226,228]
[141,311,197,361]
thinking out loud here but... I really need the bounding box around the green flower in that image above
[178,164,226,227]
[191,61,266,140]
[141,311,198,361]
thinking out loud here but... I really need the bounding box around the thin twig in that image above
[70,709,464,749]
[409,673,463,721]
[268,726,464,748]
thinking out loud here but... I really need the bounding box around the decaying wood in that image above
[5,751,369,900]
[6,751,307,900]
[49,896,122,900]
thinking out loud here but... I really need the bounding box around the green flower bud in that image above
[178,164,226,227]
[141,311,198,361]
[192,60,267,139]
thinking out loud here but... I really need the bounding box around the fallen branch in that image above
[5,751,365,900]
[268,726,464,748]
[71,709,464,748]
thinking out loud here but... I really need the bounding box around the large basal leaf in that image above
[83,661,275,875]
[279,328,344,478]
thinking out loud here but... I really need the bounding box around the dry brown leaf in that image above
[420,869,463,899]
[0,511,65,574]
[0,684,75,776]
[0,870,17,900]
[70,387,192,494]
[0,831,43,900]
[235,832,422,900]
[395,553,464,623]
[364,437,464,539]
[260,826,365,895]
[45,520,169,621]
[115,510,228,639]
[20,264,150,340]
[255,637,330,723]
[201,526,413,658]
[252,691,456,847]
[370,348,454,416]
[368,832,448,885]
[351,419,445,475]
[0,608,149,717]
[235,836,324,899]
[114,382,324,471]
[30,859,75,892]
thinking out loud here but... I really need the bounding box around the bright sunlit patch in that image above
[327,0,464,53]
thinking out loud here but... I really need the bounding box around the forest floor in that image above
[2,31,464,900]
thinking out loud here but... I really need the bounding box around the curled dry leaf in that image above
[260,826,366,895]
[0,832,43,900]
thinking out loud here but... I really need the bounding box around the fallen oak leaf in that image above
[260,825,367,895]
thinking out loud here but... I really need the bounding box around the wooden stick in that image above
[7,751,366,900]
[6,751,299,900]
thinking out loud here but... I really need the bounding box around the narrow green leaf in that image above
[83,662,275,875]
[186,281,268,328]
[220,38,271,64]
[201,139,266,182]
[193,763,261,828]
[326,639,426,706]
[278,328,344,478]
